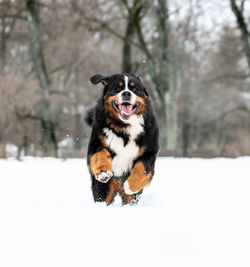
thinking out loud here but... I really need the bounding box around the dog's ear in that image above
[143,86,149,97]
[90,74,108,86]
[138,76,149,97]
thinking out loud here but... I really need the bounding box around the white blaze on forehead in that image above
[124,75,129,90]
[117,75,136,104]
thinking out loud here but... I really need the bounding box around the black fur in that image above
[90,74,108,85]
[85,73,160,205]
[84,107,94,126]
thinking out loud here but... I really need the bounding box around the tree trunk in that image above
[182,122,190,157]
[26,0,57,156]
[26,0,50,91]
[122,18,134,73]
[0,15,6,72]
[74,113,82,150]
[165,67,178,153]
[156,0,178,152]
[0,141,6,158]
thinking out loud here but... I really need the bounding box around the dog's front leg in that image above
[124,160,153,195]
[89,148,113,183]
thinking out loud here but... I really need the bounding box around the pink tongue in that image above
[121,104,132,116]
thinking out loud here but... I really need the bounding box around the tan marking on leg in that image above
[105,179,121,205]
[90,149,112,179]
[106,179,135,205]
[119,188,135,205]
[127,161,152,193]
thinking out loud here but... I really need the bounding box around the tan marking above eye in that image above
[130,82,135,87]
[119,81,123,87]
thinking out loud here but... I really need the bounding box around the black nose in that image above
[122,91,131,100]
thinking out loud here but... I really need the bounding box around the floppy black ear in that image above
[90,74,108,86]
[143,86,149,97]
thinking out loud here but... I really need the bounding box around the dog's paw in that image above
[96,171,113,183]
[124,180,138,195]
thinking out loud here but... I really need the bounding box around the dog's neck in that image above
[123,114,144,140]
[105,114,144,140]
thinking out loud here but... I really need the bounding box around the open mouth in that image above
[112,100,140,120]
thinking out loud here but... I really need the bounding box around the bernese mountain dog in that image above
[85,73,159,205]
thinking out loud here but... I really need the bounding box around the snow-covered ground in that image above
[0,157,250,267]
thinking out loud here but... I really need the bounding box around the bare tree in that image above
[230,0,250,72]
[26,0,57,156]
[154,0,178,151]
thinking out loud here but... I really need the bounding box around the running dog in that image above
[85,73,159,205]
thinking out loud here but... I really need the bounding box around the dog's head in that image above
[90,73,149,121]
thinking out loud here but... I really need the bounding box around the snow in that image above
[0,157,250,267]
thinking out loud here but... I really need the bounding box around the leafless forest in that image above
[0,0,249,158]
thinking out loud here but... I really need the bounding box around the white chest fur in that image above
[103,115,144,177]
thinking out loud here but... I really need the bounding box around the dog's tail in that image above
[84,107,95,127]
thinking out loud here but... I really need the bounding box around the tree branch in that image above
[230,0,250,72]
